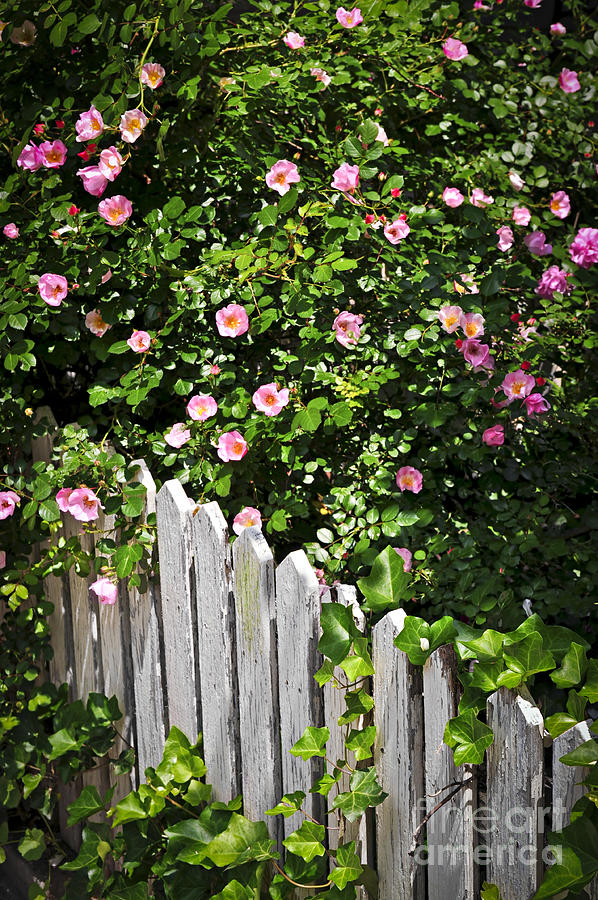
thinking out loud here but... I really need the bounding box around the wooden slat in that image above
[372,609,425,899]
[191,501,240,802]
[552,721,592,831]
[156,480,200,743]
[487,688,544,900]
[127,460,166,781]
[423,645,477,900]
[232,526,282,851]
[275,550,324,840]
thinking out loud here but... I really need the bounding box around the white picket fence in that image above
[26,414,596,900]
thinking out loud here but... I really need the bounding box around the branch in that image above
[409,777,474,855]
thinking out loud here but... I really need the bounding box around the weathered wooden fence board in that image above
[552,721,592,831]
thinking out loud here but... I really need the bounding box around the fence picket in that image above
[191,501,240,802]
[372,609,425,899]
[487,687,545,900]
[232,526,283,851]
[423,644,477,900]
[156,480,200,742]
[552,721,592,831]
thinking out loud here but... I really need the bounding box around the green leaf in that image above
[461,630,504,661]
[61,830,102,870]
[330,840,363,889]
[163,196,186,219]
[393,616,430,665]
[345,726,376,761]
[283,821,326,863]
[502,633,555,678]
[266,791,306,818]
[278,188,298,214]
[480,884,502,900]
[331,768,388,823]
[111,790,149,826]
[550,643,588,689]
[338,689,374,725]
[113,543,143,578]
[78,12,101,33]
[18,828,46,861]
[290,726,330,761]
[315,659,336,687]
[319,603,357,664]
[559,739,598,767]
[545,713,580,740]
[258,205,278,227]
[204,814,275,866]
[67,785,105,825]
[580,660,598,703]
[340,637,374,681]
[48,727,81,759]
[357,546,411,613]
[534,811,598,898]
[444,710,494,765]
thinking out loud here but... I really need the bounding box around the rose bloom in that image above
[331,162,359,194]
[524,0,542,6]
[127,330,151,353]
[265,160,300,196]
[233,506,262,536]
[216,303,249,337]
[336,7,363,27]
[217,431,248,462]
[550,190,571,219]
[120,109,148,143]
[438,305,463,333]
[75,106,104,142]
[376,124,389,146]
[165,423,192,448]
[384,217,410,244]
[39,140,67,168]
[559,68,580,93]
[67,487,102,522]
[525,231,552,256]
[333,311,363,347]
[471,187,494,207]
[508,171,525,191]
[460,339,491,369]
[141,62,165,90]
[283,32,304,48]
[460,312,484,339]
[396,466,423,494]
[393,547,412,573]
[3,223,18,239]
[512,206,531,226]
[85,309,111,337]
[0,490,21,520]
[569,227,598,269]
[501,369,536,403]
[98,195,133,226]
[535,266,572,299]
[78,165,108,197]
[442,186,464,207]
[187,394,218,421]
[252,383,290,416]
[442,38,468,61]
[497,225,514,251]
[453,274,478,294]
[550,22,566,35]
[310,67,331,87]
[523,393,551,417]
[98,147,124,181]
[17,142,43,172]
[56,488,73,512]
[483,424,504,446]
[38,273,68,307]
[91,577,118,606]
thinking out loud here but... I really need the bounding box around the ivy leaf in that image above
[314,659,336,687]
[444,710,494,765]
[502,633,555,678]
[266,791,306,818]
[330,841,363,889]
[461,629,504,661]
[283,821,326,863]
[319,603,357,664]
[393,616,430,664]
[550,642,588,689]
[67,785,105,825]
[559,740,598,767]
[331,768,388,823]
[480,884,502,900]
[340,637,374,681]
[534,809,598,898]
[290,726,330,760]
[545,713,580,740]
[338,689,374,726]
[204,814,276,866]
[357,546,411,613]
[18,828,45,861]
[580,660,598,703]
[345,726,376,761]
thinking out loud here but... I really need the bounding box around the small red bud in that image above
[455,338,463,349]
[520,361,531,371]
[510,313,521,322]
[536,376,546,386]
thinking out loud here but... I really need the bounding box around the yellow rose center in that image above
[512,381,523,395]
[274,172,287,184]
[233,441,244,455]
[465,323,477,337]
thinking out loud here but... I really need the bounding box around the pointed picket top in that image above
[552,721,593,832]
[191,501,241,803]
[156,479,200,743]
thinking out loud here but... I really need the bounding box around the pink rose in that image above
[67,487,102,522]
[85,309,111,337]
[252,383,290,416]
[471,187,494,208]
[336,7,363,27]
[233,506,262,535]
[98,195,133,226]
[460,312,484,339]
[508,171,525,191]
[141,62,165,90]
[442,38,468,61]
[497,225,514,251]
[217,431,248,462]
[524,0,542,6]
[569,227,598,269]
[550,23,566,35]
[453,274,478,295]
[56,488,74,512]
[393,547,412,573]
[331,162,359,194]
[396,466,423,494]
[536,266,572,299]
[78,165,108,197]
[512,206,531,226]
[0,490,21,520]
[523,393,551,418]
[460,339,491,368]
[525,231,552,256]
[559,68,580,93]
[442,186,464,208]
[3,223,19,239]
[91,577,118,606]
[98,147,124,181]
[333,311,363,347]
[127,330,151,353]
[75,106,104,142]
[438,305,463,333]
[120,109,148,144]
[216,304,249,337]
[376,124,389,145]
[265,159,300,195]
[483,424,504,446]
[39,140,67,168]
[187,394,218,421]
[310,67,331,87]
[17,143,43,172]
[550,190,571,219]
[283,32,305,48]
[38,273,68,307]
[165,423,192,448]
[384,217,410,244]
[501,369,536,403]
